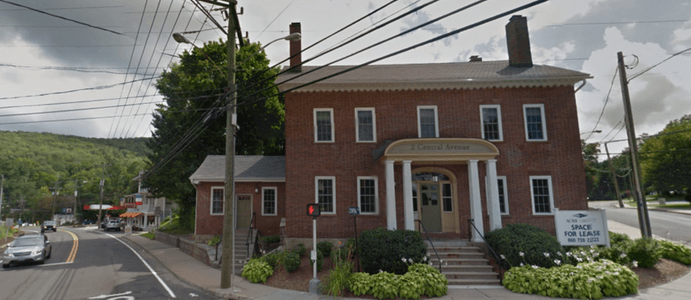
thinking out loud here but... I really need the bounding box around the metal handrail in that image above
[415,219,443,273]
[246,212,256,257]
[468,219,504,279]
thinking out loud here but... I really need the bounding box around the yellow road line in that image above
[59,229,79,263]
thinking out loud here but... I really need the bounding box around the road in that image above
[590,200,691,245]
[0,226,218,300]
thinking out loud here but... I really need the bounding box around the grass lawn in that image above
[140,232,155,239]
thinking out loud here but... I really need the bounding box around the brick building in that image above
[191,15,590,245]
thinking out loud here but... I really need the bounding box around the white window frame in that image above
[315,176,336,214]
[530,175,554,215]
[441,182,453,213]
[261,187,278,216]
[417,105,439,138]
[357,176,378,215]
[355,108,377,143]
[479,105,503,141]
[210,187,224,215]
[314,108,335,143]
[523,104,547,141]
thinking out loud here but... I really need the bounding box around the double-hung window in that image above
[530,176,554,215]
[417,106,439,138]
[355,108,376,142]
[211,187,224,215]
[480,105,503,141]
[497,176,508,214]
[357,177,378,214]
[315,176,336,214]
[314,108,334,142]
[523,104,547,141]
[262,187,277,216]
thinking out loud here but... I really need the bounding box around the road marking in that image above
[88,291,132,299]
[104,233,177,298]
[60,229,79,263]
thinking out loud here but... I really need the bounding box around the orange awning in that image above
[119,212,144,218]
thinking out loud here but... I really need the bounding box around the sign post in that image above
[348,207,361,272]
[307,203,320,294]
[554,209,610,247]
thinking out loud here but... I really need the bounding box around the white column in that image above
[385,160,397,230]
[402,160,414,231]
[468,160,484,242]
[486,159,502,231]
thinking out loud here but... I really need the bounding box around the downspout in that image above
[574,79,587,93]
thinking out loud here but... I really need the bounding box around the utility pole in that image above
[74,179,79,224]
[604,143,624,208]
[617,51,652,238]
[97,175,105,229]
[0,174,4,219]
[220,0,239,289]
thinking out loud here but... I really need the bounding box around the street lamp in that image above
[172,30,299,289]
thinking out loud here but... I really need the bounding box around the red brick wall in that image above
[195,181,286,237]
[284,86,587,238]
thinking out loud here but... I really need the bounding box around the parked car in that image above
[82,219,94,225]
[42,221,57,232]
[2,234,51,268]
[104,219,121,232]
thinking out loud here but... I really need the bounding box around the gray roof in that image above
[189,155,285,184]
[275,61,591,92]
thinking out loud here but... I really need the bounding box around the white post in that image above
[402,160,414,231]
[486,159,502,231]
[385,160,397,230]
[468,160,484,242]
[308,217,320,293]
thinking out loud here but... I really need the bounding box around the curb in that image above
[120,233,241,300]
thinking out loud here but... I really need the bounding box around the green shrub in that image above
[207,235,221,246]
[317,241,333,257]
[503,260,638,299]
[609,231,632,245]
[485,223,563,269]
[628,238,662,268]
[408,263,448,297]
[241,258,274,283]
[358,228,426,275]
[261,235,280,243]
[293,243,307,257]
[261,252,280,270]
[332,247,351,262]
[369,271,398,300]
[348,272,374,296]
[658,240,691,265]
[397,271,423,299]
[323,255,353,297]
[281,251,301,272]
[309,249,324,272]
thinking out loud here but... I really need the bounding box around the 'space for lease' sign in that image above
[554,209,610,247]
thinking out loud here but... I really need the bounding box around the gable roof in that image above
[189,155,286,184]
[275,61,591,92]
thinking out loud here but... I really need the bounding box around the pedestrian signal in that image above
[307,203,320,217]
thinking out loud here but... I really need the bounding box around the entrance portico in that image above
[380,138,501,242]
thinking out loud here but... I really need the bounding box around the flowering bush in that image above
[485,223,563,269]
[503,260,638,299]
[358,228,426,275]
[627,238,662,268]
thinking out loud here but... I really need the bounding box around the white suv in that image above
[104,220,121,232]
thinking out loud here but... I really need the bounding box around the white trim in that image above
[385,160,396,230]
[402,160,414,231]
[523,104,547,141]
[315,176,336,214]
[417,105,439,138]
[357,176,378,215]
[261,187,278,216]
[355,108,377,143]
[210,186,224,215]
[479,105,503,142]
[529,175,554,215]
[191,178,285,184]
[441,182,453,213]
[314,108,335,143]
[497,176,509,215]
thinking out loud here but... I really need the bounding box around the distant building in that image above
[121,171,177,230]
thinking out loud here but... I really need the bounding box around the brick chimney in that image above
[289,22,301,73]
[505,15,533,67]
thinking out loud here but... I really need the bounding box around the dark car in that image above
[2,234,52,268]
[82,219,94,225]
[42,221,57,232]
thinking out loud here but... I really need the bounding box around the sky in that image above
[0,0,689,157]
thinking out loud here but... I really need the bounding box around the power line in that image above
[583,67,618,141]
[628,47,691,81]
[0,0,123,36]
[0,77,159,101]
[254,0,295,40]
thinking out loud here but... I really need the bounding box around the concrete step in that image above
[433,251,485,258]
[448,278,501,286]
[430,257,490,265]
[429,246,483,253]
[443,271,499,280]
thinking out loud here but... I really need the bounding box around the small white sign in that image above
[554,209,610,247]
[310,250,317,261]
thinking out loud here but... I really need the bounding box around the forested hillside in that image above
[0,131,150,222]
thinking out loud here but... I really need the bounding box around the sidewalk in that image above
[122,218,691,300]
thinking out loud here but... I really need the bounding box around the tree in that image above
[639,115,691,194]
[146,40,283,230]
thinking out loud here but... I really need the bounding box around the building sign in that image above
[554,209,610,247]
[388,141,495,155]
